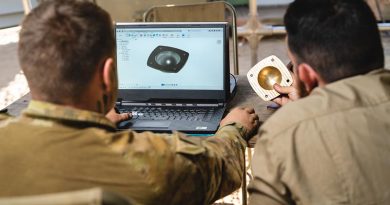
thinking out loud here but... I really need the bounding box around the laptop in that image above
[114,22,230,134]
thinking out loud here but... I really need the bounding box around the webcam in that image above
[247,55,293,101]
[147,45,189,73]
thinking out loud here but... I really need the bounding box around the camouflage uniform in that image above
[0,100,247,205]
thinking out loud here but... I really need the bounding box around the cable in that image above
[230,73,238,100]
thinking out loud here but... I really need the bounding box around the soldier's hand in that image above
[272,83,301,106]
[272,62,304,106]
[220,107,259,140]
[106,108,132,124]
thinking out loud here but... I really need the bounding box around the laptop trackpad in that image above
[133,120,171,128]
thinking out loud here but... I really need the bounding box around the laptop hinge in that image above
[119,101,225,107]
[116,98,123,106]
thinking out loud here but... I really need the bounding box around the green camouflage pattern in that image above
[0,100,247,205]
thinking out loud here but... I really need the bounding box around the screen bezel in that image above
[115,22,230,103]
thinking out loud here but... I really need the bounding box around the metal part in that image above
[258,66,282,90]
[237,0,390,68]
[22,0,33,14]
[224,2,240,75]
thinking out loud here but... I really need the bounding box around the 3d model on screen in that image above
[147,45,189,73]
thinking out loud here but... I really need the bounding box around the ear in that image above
[102,58,115,92]
[297,63,322,93]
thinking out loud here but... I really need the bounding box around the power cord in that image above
[230,73,238,100]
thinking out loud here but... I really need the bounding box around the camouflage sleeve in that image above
[0,113,10,121]
[122,122,247,205]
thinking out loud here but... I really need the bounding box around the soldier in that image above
[248,0,390,204]
[0,0,259,204]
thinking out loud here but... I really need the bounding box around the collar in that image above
[366,68,388,75]
[23,100,116,130]
[312,68,388,92]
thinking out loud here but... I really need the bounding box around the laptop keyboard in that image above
[117,106,217,122]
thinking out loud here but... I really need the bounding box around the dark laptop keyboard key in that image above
[119,106,215,121]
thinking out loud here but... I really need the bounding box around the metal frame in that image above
[22,0,33,14]
[238,0,390,67]
[375,0,385,21]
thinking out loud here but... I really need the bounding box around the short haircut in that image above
[19,0,114,104]
[285,0,384,83]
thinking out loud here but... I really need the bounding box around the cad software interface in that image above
[116,25,225,90]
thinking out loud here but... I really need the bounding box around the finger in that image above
[272,97,283,106]
[249,115,256,122]
[250,115,258,123]
[250,112,259,118]
[124,112,132,120]
[244,107,255,113]
[253,113,259,121]
[118,113,132,122]
[273,84,294,95]
[249,112,259,120]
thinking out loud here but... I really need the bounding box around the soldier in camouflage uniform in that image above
[0,1,259,204]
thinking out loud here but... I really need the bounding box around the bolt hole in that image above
[287,79,290,83]
[265,95,268,98]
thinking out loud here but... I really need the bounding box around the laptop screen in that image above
[115,23,229,102]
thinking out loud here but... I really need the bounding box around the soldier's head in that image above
[19,0,117,114]
[284,0,384,93]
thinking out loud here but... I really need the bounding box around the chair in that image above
[143,1,240,75]
[0,188,135,205]
[94,0,207,22]
[366,0,390,21]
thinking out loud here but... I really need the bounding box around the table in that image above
[6,75,275,122]
[5,75,277,148]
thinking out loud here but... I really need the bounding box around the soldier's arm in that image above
[114,107,258,204]
[0,113,10,121]
[121,123,248,205]
[176,122,248,204]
